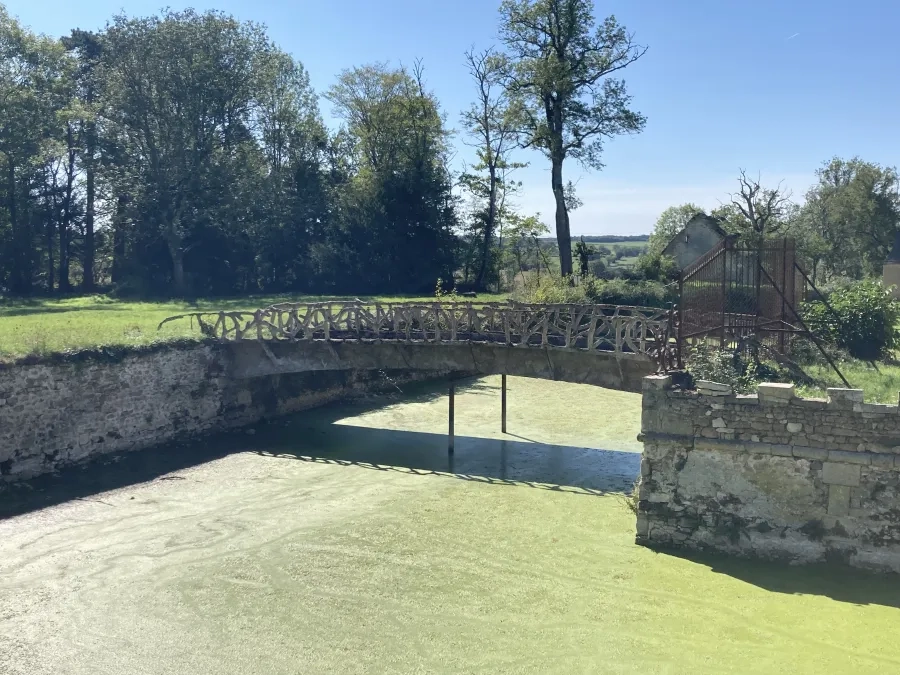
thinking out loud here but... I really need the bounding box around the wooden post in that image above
[448,381,455,454]
[501,374,507,434]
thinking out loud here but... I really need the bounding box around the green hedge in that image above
[803,280,900,360]
[519,274,674,308]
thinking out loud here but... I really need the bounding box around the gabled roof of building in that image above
[661,213,728,256]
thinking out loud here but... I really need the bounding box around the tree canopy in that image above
[0,9,460,297]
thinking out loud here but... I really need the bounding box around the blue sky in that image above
[7,0,899,235]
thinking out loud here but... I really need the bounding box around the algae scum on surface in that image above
[1,376,899,674]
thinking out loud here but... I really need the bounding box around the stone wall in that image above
[0,343,449,484]
[637,376,900,573]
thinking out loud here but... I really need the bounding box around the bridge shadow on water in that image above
[253,428,640,498]
[249,376,641,496]
[0,377,640,520]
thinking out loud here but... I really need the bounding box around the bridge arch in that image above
[163,301,676,392]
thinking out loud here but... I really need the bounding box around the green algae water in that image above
[2,376,899,674]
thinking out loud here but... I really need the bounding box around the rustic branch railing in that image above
[160,302,678,370]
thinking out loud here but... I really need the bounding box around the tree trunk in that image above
[59,214,69,292]
[60,124,76,293]
[165,222,186,296]
[8,160,27,295]
[46,215,55,292]
[111,194,127,283]
[475,165,498,290]
[169,242,186,295]
[551,155,573,277]
[82,120,96,291]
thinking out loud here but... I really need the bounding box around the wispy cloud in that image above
[787,32,800,40]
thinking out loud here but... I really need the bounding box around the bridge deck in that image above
[160,301,677,371]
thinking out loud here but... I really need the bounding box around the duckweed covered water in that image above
[1,376,899,674]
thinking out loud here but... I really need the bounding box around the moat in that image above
[2,376,899,674]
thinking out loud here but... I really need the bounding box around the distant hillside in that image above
[538,234,650,244]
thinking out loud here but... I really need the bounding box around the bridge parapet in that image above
[161,301,677,369]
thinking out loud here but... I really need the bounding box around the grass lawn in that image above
[798,360,900,403]
[0,292,510,360]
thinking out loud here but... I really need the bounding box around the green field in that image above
[798,360,900,403]
[2,377,898,674]
[0,292,510,360]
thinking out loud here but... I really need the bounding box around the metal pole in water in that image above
[448,380,455,454]
[501,374,507,434]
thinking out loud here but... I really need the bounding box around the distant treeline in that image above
[0,9,517,298]
[2,1,653,298]
[539,235,649,244]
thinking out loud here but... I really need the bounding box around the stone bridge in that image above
[162,301,677,392]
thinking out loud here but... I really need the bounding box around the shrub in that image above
[517,274,672,307]
[812,276,857,300]
[520,274,593,304]
[686,343,758,394]
[590,278,672,307]
[802,279,900,360]
[631,253,678,283]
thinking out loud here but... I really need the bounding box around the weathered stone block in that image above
[828,450,871,466]
[635,513,650,537]
[769,444,794,458]
[790,398,826,410]
[786,422,803,433]
[643,374,672,391]
[758,382,795,405]
[871,454,895,469]
[696,380,733,396]
[853,402,896,414]
[695,438,743,453]
[828,485,852,516]
[822,462,861,486]
[793,446,828,461]
[827,388,864,408]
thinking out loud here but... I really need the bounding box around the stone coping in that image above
[643,375,890,414]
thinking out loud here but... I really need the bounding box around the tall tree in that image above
[460,47,524,290]
[721,170,794,245]
[253,49,329,290]
[62,29,103,291]
[504,211,550,280]
[498,0,646,276]
[100,10,271,295]
[0,8,67,294]
[798,157,900,279]
[327,62,457,293]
